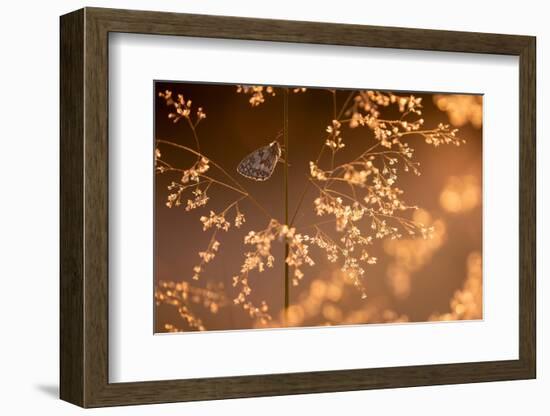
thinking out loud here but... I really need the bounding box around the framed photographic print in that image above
[60,7,536,407]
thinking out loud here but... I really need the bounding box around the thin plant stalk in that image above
[283,87,290,325]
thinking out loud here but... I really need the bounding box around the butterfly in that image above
[237,141,282,181]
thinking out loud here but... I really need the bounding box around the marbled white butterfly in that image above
[237,141,282,181]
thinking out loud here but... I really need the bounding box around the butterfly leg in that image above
[278,157,291,167]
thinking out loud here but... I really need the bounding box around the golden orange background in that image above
[154,82,483,333]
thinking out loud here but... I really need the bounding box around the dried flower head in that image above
[155,280,229,331]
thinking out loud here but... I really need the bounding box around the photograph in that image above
[154,82,483,333]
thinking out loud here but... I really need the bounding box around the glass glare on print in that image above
[154,82,483,333]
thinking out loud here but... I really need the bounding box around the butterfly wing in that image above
[237,142,280,181]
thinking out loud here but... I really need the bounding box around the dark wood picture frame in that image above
[60,7,536,408]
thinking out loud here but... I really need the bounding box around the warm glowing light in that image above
[310,279,327,299]
[434,94,483,128]
[326,282,343,302]
[384,212,447,299]
[286,305,305,326]
[439,175,481,214]
[430,251,482,321]
[322,304,343,322]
